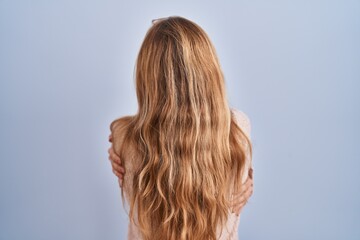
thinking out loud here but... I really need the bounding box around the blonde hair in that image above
[110,16,252,240]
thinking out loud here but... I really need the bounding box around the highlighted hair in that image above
[110,16,252,240]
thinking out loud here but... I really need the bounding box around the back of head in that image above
[112,16,251,240]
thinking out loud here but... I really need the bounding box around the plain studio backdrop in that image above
[0,1,359,239]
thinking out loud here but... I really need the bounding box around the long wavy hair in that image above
[110,16,252,240]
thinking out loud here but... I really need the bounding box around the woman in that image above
[108,16,254,240]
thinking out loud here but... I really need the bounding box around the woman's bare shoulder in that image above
[230,108,251,139]
[109,115,135,154]
[110,115,134,133]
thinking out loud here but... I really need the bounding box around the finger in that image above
[111,161,126,174]
[109,149,121,162]
[110,153,122,165]
[233,200,246,216]
[109,148,122,164]
[109,152,122,168]
[234,191,252,216]
[233,195,250,215]
[232,183,253,207]
[233,190,253,211]
[231,182,253,209]
[240,174,253,190]
[108,147,112,155]
[235,205,244,216]
[113,165,126,175]
[118,178,123,188]
[108,146,114,157]
[231,195,246,212]
[232,177,253,199]
[112,169,124,179]
[231,185,253,212]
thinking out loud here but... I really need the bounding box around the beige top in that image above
[123,108,252,240]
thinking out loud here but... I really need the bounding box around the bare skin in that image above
[108,134,253,216]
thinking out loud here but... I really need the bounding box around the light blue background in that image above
[0,1,359,239]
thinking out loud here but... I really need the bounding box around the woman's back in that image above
[110,16,253,240]
[111,108,252,240]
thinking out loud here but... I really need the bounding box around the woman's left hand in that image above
[230,168,254,216]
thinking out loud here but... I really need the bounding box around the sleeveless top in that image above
[121,108,252,240]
